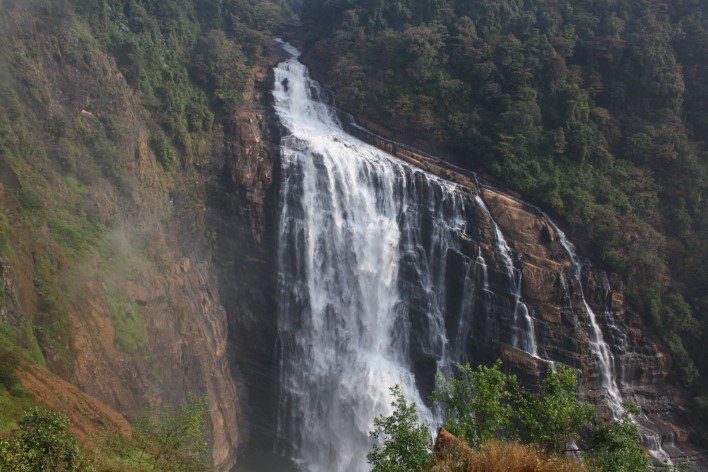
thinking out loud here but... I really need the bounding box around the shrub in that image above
[584,408,650,472]
[431,440,586,472]
[149,130,177,170]
[368,386,432,472]
[431,360,517,446]
[133,395,211,471]
[371,361,654,472]
[0,408,93,471]
[517,364,594,454]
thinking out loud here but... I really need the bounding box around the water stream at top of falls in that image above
[272,42,670,470]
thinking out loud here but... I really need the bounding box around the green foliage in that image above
[70,0,291,164]
[0,208,16,259]
[371,361,653,471]
[191,29,250,114]
[584,407,650,472]
[0,0,292,399]
[368,385,432,472]
[149,130,177,170]
[0,408,93,472]
[431,360,517,446]
[20,323,45,367]
[517,365,594,454]
[432,362,597,453]
[106,290,145,354]
[15,187,43,213]
[0,322,45,369]
[31,317,72,373]
[0,345,21,391]
[47,212,105,259]
[32,245,75,373]
[133,394,211,471]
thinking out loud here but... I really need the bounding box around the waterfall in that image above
[546,219,672,464]
[274,46,471,471]
[272,42,671,470]
[447,252,487,368]
[550,224,624,417]
[474,196,538,357]
[273,43,538,471]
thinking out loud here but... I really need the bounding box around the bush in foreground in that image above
[368,386,432,472]
[369,361,655,472]
[0,408,92,471]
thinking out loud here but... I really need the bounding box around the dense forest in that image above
[297,0,707,430]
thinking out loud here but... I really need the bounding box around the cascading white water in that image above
[547,219,672,464]
[551,224,624,417]
[274,45,481,471]
[446,253,488,368]
[273,41,544,471]
[474,196,538,357]
[272,42,672,470]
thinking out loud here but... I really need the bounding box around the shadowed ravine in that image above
[272,43,671,471]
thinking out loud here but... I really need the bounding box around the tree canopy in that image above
[299,0,708,433]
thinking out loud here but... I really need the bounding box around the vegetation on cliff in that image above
[297,0,708,424]
[369,361,653,472]
[0,408,93,471]
[0,0,292,466]
[0,0,705,466]
[0,395,210,471]
[0,0,292,363]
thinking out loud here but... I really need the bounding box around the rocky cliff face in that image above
[0,5,285,470]
[205,64,282,455]
[335,102,705,463]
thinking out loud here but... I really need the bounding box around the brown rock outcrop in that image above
[434,427,468,457]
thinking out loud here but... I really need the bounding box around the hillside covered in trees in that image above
[297,0,707,433]
[0,0,293,468]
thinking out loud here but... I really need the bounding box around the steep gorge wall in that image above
[0,2,703,467]
[205,65,282,453]
[0,4,286,470]
[310,70,705,461]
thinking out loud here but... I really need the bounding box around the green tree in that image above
[432,361,652,469]
[0,408,92,472]
[584,406,650,472]
[133,394,211,472]
[371,360,655,471]
[517,364,594,454]
[191,30,250,114]
[368,385,432,472]
[431,360,517,446]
